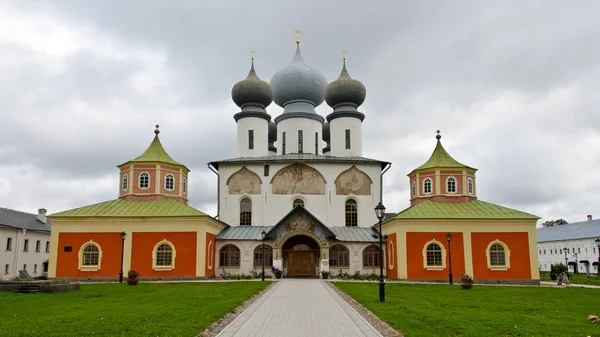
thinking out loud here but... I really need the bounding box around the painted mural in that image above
[334,165,372,195]
[227,166,261,194]
[271,163,326,195]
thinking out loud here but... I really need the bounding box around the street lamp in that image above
[374,202,386,303]
[595,238,600,276]
[563,248,568,278]
[574,252,578,274]
[261,230,267,282]
[446,233,453,285]
[119,231,127,283]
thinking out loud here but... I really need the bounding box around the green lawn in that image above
[0,281,270,337]
[540,272,600,286]
[335,282,600,337]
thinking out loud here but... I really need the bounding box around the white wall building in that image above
[0,208,51,279]
[537,215,600,274]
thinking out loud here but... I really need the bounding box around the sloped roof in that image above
[210,153,389,170]
[121,133,188,171]
[50,198,207,218]
[0,208,51,232]
[265,206,336,239]
[536,219,600,242]
[408,137,476,176]
[389,200,539,220]
[217,226,273,240]
[329,227,380,242]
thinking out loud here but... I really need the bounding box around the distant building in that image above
[537,215,600,274]
[0,208,51,279]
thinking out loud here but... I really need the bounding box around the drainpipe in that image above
[380,163,392,204]
[14,228,26,277]
[207,163,220,220]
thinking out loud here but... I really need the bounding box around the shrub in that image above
[550,263,567,281]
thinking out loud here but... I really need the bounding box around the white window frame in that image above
[165,174,175,191]
[78,241,102,271]
[486,240,511,271]
[467,178,473,194]
[152,240,176,271]
[422,239,446,270]
[122,173,128,191]
[183,177,187,193]
[139,172,150,189]
[446,176,457,194]
[423,178,432,194]
[411,181,416,197]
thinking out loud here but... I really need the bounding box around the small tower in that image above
[407,131,478,206]
[118,125,190,204]
[324,51,366,157]
[232,51,274,157]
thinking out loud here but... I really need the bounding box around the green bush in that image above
[550,263,567,281]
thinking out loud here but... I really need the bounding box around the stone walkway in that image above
[216,279,382,337]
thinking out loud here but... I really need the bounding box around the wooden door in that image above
[287,251,316,276]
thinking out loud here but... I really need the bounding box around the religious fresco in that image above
[271,163,326,195]
[334,165,372,195]
[271,211,330,247]
[226,166,261,194]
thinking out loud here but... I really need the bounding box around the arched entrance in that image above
[282,235,320,277]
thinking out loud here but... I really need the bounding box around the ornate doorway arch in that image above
[282,235,320,277]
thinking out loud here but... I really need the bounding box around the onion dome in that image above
[231,59,273,108]
[325,59,366,109]
[270,44,328,108]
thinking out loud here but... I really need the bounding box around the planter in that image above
[321,274,329,279]
[275,273,282,279]
[127,278,139,285]
[461,283,473,289]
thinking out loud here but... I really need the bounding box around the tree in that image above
[542,219,568,227]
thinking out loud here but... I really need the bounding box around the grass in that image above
[335,282,600,337]
[540,272,600,286]
[0,281,270,337]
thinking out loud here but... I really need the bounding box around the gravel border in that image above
[325,282,404,337]
[196,281,276,337]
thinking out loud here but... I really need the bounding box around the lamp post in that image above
[574,252,578,274]
[563,248,569,277]
[261,230,267,282]
[119,231,127,283]
[446,233,453,285]
[374,202,386,304]
[595,238,600,276]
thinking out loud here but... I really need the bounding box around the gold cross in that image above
[342,50,347,60]
[295,29,302,44]
[250,50,255,59]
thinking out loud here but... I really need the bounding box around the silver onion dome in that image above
[325,59,366,109]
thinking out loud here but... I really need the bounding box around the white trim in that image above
[422,239,446,271]
[78,240,102,271]
[122,174,128,191]
[152,239,176,271]
[207,240,213,271]
[486,240,511,271]
[239,196,252,226]
[138,172,150,189]
[164,174,175,191]
[345,197,359,227]
[388,241,395,270]
[411,181,416,197]
[291,196,307,208]
[467,178,474,195]
[446,176,457,194]
[423,178,432,195]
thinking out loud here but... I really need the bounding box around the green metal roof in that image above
[121,133,188,170]
[50,198,207,218]
[389,200,539,220]
[409,137,475,175]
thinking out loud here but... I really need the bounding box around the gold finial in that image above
[436,130,441,140]
[295,29,302,44]
[155,124,160,135]
[250,49,256,60]
[342,50,347,60]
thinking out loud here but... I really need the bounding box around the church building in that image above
[48,36,540,284]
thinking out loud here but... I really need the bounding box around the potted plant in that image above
[271,266,283,279]
[127,270,140,285]
[320,270,330,279]
[461,273,473,289]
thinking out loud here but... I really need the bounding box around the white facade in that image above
[236,116,270,157]
[276,117,323,156]
[537,238,600,274]
[328,117,363,157]
[217,162,382,227]
[0,227,50,279]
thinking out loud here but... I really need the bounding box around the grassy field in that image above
[540,272,600,286]
[335,282,600,337]
[0,281,269,337]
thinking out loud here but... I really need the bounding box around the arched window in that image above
[253,245,273,267]
[139,172,149,189]
[447,177,456,193]
[183,177,187,193]
[426,243,443,266]
[363,245,380,267]
[423,178,432,194]
[152,240,176,270]
[345,199,358,227]
[468,178,473,194]
[82,245,99,266]
[329,245,349,267]
[486,241,511,270]
[293,198,305,208]
[219,244,241,267]
[240,198,252,226]
[165,174,175,190]
[411,181,416,197]
[122,174,128,191]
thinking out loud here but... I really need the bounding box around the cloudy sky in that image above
[1,0,599,225]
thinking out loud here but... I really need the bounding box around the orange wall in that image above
[205,233,216,276]
[406,232,465,280]
[386,233,398,279]
[471,232,531,280]
[131,232,197,277]
[56,233,123,278]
